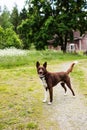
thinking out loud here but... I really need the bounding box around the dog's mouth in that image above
[39,74,44,77]
[38,71,44,75]
[38,73,45,78]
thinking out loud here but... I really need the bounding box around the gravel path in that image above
[42,62,87,130]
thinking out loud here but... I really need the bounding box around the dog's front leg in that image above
[43,88,48,103]
[48,87,53,105]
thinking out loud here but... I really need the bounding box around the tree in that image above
[20,7,27,21]
[4,28,23,48]
[18,0,87,51]
[18,19,32,49]
[10,4,20,33]
[18,0,53,49]
[0,26,5,48]
[0,26,22,49]
[0,6,12,29]
[51,0,87,52]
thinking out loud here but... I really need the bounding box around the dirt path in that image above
[41,62,87,130]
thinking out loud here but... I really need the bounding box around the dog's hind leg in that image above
[65,79,75,96]
[61,82,67,95]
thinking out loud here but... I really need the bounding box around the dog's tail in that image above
[66,61,78,74]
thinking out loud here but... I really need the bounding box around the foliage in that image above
[18,19,32,49]
[0,6,12,29]
[0,0,87,51]
[0,26,5,48]
[5,28,23,48]
[10,4,20,33]
[18,0,87,51]
[20,7,28,21]
[52,0,86,52]
[18,0,54,49]
[0,26,23,49]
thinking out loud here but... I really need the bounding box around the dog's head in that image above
[36,61,47,77]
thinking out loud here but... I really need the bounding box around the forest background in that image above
[0,0,87,52]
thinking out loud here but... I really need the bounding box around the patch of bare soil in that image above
[41,62,87,130]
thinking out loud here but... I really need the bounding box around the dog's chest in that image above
[41,77,47,88]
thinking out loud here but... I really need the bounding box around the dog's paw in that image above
[48,102,52,105]
[42,99,47,103]
[64,92,67,96]
[73,95,76,98]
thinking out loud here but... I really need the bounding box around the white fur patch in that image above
[64,92,67,96]
[41,77,47,88]
[48,102,52,105]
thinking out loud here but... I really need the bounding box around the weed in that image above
[27,122,38,129]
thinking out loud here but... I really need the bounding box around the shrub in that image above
[5,28,23,48]
[0,27,23,49]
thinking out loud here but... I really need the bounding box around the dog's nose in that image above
[39,71,43,74]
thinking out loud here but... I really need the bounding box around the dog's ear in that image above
[43,62,47,68]
[36,61,40,68]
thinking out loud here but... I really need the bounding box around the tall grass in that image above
[0,49,86,69]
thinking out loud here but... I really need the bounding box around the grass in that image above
[0,48,87,129]
[71,59,87,96]
[0,67,42,129]
[0,49,86,69]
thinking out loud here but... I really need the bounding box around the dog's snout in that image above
[38,68,43,75]
[39,71,43,74]
[39,70,43,74]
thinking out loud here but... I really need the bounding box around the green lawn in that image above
[0,49,87,129]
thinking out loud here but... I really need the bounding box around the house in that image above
[47,31,87,52]
[67,31,87,52]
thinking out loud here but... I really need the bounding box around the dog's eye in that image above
[38,68,41,71]
[38,67,42,70]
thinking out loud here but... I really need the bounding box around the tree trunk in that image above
[59,36,63,51]
[63,33,68,53]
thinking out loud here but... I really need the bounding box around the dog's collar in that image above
[39,75,45,80]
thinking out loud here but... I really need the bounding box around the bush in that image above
[0,27,23,49]
[5,28,23,48]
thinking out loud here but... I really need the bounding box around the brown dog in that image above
[36,61,77,104]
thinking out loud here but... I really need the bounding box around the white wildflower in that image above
[0,47,28,56]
